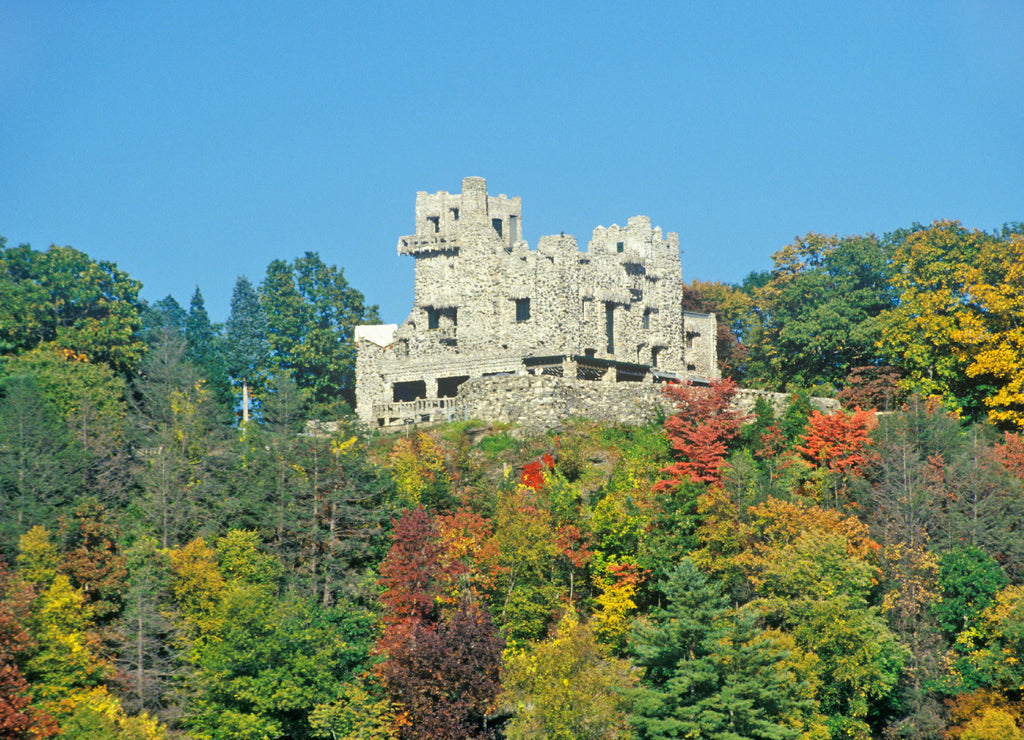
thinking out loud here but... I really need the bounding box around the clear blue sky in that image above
[3,1,1022,325]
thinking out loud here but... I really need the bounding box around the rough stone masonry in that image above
[355,177,721,429]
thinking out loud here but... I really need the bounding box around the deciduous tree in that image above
[0,239,145,374]
[658,378,746,488]
[501,610,636,740]
[260,253,380,406]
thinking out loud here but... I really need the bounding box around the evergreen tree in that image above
[185,287,233,418]
[0,375,86,557]
[224,276,270,422]
[630,558,824,740]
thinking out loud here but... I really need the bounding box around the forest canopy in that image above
[2,219,1023,739]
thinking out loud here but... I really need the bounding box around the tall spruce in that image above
[224,276,270,422]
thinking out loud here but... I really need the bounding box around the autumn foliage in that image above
[795,407,877,478]
[657,378,747,487]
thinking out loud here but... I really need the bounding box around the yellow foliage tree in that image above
[501,610,636,740]
[952,232,1024,429]
[386,433,451,509]
[879,221,997,418]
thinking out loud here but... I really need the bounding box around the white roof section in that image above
[355,324,398,347]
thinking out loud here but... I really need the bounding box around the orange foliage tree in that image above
[795,407,876,509]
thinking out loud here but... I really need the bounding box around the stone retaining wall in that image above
[454,376,840,432]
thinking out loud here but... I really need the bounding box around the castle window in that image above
[630,288,643,302]
[428,216,439,233]
[450,207,459,220]
[437,375,469,398]
[643,309,651,329]
[393,380,426,402]
[652,347,661,367]
[492,218,503,237]
[428,306,457,329]
[616,241,624,253]
[686,330,699,349]
[605,303,615,354]
[515,298,531,323]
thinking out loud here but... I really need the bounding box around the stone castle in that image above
[355,177,721,430]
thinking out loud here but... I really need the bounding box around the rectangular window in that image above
[492,218,503,237]
[616,241,624,253]
[515,297,531,322]
[427,215,439,233]
[605,303,615,354]
[450,207,459,220]
[393,380,426,402]
[643,309,651,329]
[427,307,440,330]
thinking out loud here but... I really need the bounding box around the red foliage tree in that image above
[657,378,747,488]
[519,454,555,490]
[378,598,504,740]
[57,498,127,630]
[838,365,906,412]
[0,562,57,739]
[377,507,455,627]
[377,509,504,738]
[994,432,1024,481]
[794,407,877,509]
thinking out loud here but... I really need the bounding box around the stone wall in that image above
[457,374,668,432]
[452,376,841,433]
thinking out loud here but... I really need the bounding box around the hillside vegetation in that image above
[1,221,1023,739]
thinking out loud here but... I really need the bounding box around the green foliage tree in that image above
[953,584,1024,698]
[743,232,894,391]
[4,346,128,458]
[260,252,380,406]
[934,547,1008,641]
[185,287,234,417]
[139,296,187,348]
[117,538,176,717]
[0,375,86,556]
[131,332,225,547]
[630,558,825,740]
[0,238,145,374]
[169,530,375,740]
[754,531,908,738]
